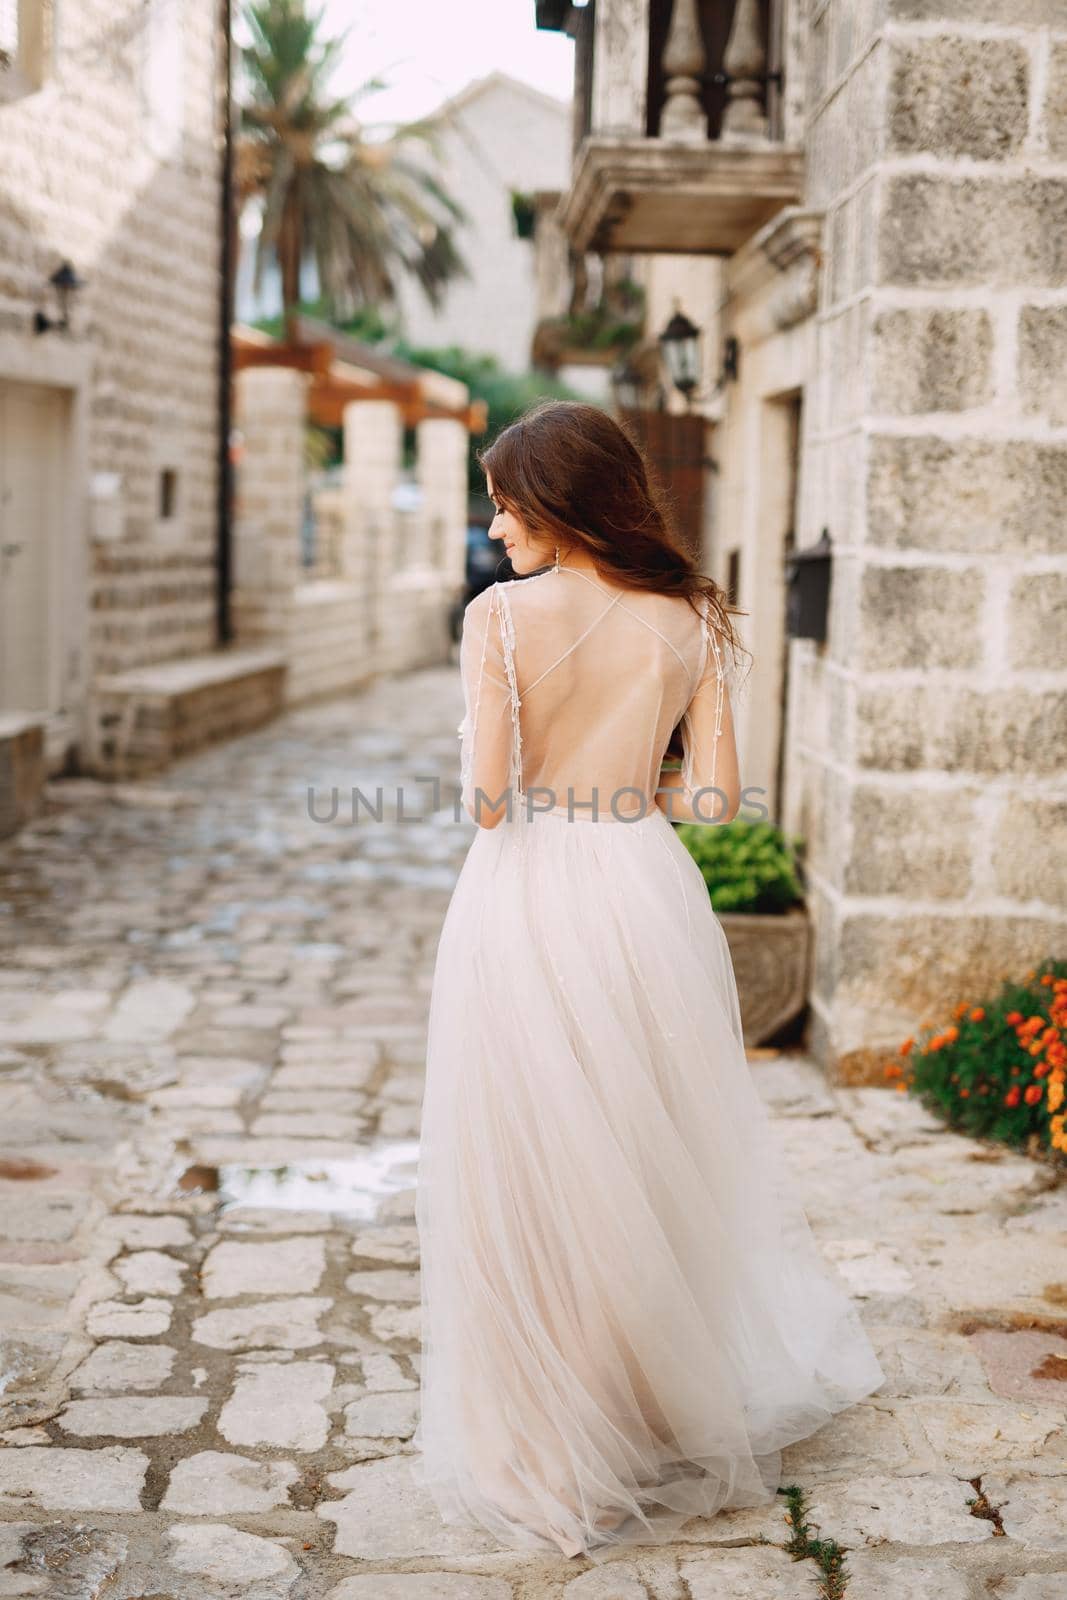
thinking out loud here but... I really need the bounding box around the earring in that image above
[554,544,561,573]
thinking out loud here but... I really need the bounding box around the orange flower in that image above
[959,1087,970,1098]
[1004,1085,1021,1107]
[895,1081,907,1093]
[1024,1084,1043,1106]
[945,1025,960,1043]
[953,1001,969,1019]
[969,1007,985,1022]
[1006,1011,1023,1025]
[1040,973,1053,986]
[899,1037,914,1055]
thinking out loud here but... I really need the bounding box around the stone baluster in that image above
[720,0,769,141]
[659,0,708,143]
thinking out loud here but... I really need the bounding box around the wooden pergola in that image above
[232,318,487,434]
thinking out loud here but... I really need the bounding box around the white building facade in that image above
[394,71,572,373]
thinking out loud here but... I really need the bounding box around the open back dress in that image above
[412,561,885,1558]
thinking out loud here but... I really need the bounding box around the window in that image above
[158,468,178,521]
[726,548,741,608]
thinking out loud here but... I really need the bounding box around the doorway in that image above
[0,380,71,714]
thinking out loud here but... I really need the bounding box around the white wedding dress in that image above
[412,563,885,1558]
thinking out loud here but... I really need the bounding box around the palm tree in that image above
[237,0,468,331]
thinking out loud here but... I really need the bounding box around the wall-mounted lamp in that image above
[610,355,645,411]
[658,305,702,407]
[34,261,86,335]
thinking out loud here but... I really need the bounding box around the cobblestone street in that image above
[1,667,1065,1599]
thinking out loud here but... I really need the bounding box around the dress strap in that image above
[493,585,525,814]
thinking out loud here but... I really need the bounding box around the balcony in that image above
[538,0,804,257]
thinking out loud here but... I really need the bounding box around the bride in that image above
[412,400,885,1559]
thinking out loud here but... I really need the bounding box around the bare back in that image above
[458,564,740,825]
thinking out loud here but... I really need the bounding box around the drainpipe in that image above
[216,0,234,644]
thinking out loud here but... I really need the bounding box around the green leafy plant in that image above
[511,190,536,239]
[887,961,1067,1163]
[389,342,583,494]
[676,818,805,916]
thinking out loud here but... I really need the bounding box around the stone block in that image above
[835,911,1064,1019]
[858,563,984,670]
[805,1473,994,1547]
[992,797,1067,910]
[0,1446,147,1511]
[845,784,976,900]
[1011,569,1067,668]
[888,38,1028,159]
[327,1579,512,1600]
[880,175,1067,288]
[890,0,1061,19]
[681,1547,817,1599]
[1049,39,1067,160]
[162,1450,299,1514]
[868,435,1067,554]
[1018,305,1067,425]
[872,308,994,414]
[839,1551,975,1597]
[166,1523,300,1591]
[856,683,1067,775]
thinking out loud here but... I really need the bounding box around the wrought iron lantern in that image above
[658,306,702,404]
[34,261,86,335]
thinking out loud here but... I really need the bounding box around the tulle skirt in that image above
[412,803,886,1558]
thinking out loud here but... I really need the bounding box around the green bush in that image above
[887,960,1067,1163]
[676,818,805,916]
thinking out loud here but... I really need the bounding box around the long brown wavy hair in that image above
[477,399,751,681]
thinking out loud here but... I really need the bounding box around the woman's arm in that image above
[655,640,741,826]
[458,588,514,830]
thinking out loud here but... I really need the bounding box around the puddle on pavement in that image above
[179,1140,420,1221]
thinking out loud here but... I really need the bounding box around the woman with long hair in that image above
[412,400,884,1559]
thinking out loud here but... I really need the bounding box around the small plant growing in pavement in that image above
[778,1482,851,1599]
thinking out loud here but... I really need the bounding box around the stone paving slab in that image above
[0,672,1065,1599]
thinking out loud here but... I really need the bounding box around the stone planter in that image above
[0,715,46,840]
[718,905,811,1047]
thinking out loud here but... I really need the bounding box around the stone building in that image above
[0,1,474,814]
[0,0,230,805]
[537,0,1067,1076]
[393,72,572,375]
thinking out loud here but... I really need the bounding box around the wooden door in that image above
[620,408,707,564]
[0,382,66,712]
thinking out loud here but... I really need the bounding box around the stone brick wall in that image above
[0,0,222,693]
[233,371,467,707]
[789,0,1067,1074]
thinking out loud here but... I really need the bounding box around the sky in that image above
[319,0,576,127]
